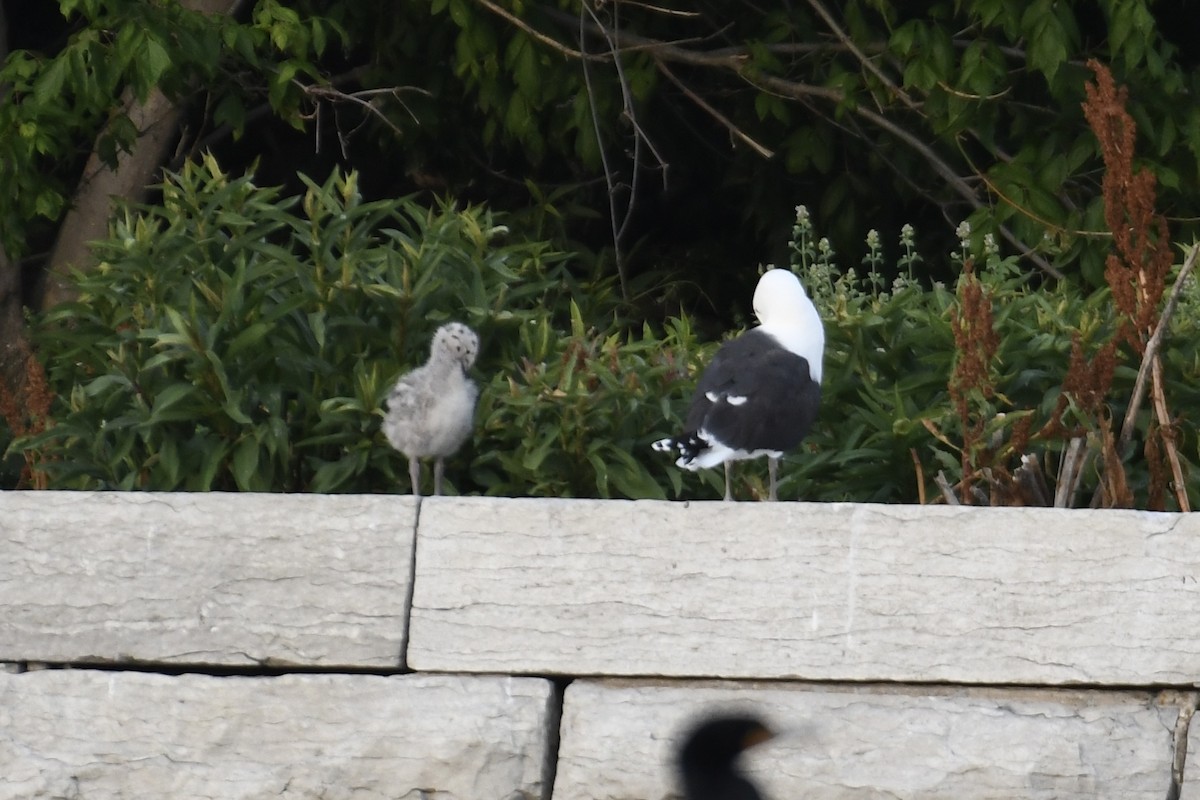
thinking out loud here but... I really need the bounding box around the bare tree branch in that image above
[586,2,669,234]
[1149,355,1189,511]
[1053,435,1088,507]
[655,58,773,158]
[476,0,600,60]
[502,3,1065,277]
[300,82,431,138]
[745,70,1065,278]
[612,0,701,18]
[579,2,629,299]
[481,9,1119,285]
[935,470,960,505]
[804,0,920,113]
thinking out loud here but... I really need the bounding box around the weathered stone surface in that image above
[1184,706,1200,797]
[552,680,1179,800]
[1,491,416,667]
[0,669,554,800]
[407,497,1200,684]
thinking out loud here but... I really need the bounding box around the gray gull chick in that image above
[383,322,480,496]
[653,268,824,501]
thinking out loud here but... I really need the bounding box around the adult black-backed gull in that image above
[653,268,824,501]
[677,713,775,800]
[383,322,480,497]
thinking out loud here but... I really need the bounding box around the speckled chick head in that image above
[431,322,479,370]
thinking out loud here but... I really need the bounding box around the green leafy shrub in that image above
[786,206,1200,509]
[18,155,590,492]
[12,156,1198,507]
[473,307,704,500]
[12,155,717,497]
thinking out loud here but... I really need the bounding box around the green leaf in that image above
[83,374,133,397]
[33,57,69,105]
[889,20,920,57]
[157,436,182,488]
[1022,0,1071,82]
[142,35,172,91]
[311,19,327,56]
[227,321,274,359]
[231,436,261,490]
[310,455,363,492]
[214,94,247,137]
[192,440,230,491]
[147,383,198,425]
[448,0,470,28]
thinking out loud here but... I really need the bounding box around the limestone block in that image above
[408,497,1200,684]
[0,669,554,800]
[0,492,415,667]
[552,680,1179,800]
[1185,708,1200,798]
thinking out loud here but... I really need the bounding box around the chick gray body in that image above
[383,322,480,496]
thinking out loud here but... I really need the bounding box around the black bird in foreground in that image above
[677,713,775,800]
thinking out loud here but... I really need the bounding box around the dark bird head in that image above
[677,713,774,800]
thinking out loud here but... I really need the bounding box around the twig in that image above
[655,59,774,158]
[578,0,648,300]
[937,80,1012,102]
[610,0,701,17]
[1053,435,1087,508]
[184,70,425,164]
[1013,453,1051,506]
[935,471,960,505]
[992,226,1062,280]
[910,448,926,505]
[301,83,429,137]
[957,136,1111,242]
[475,0,600,60]
[1150,356,1190,511]
[583,0,670,247]
[804,0,919,112]
[1117,242,1199,452]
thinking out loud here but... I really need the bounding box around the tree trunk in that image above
[2,0,244,482]
[0,0,31,427]
[0,239,31,409]
[40,85,186,308]
[41,0,245,309]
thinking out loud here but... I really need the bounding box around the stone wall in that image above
[1,492,1197,799]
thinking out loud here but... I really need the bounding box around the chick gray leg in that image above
[433,458,445,496]
[408,456,422,498]
[723,462,733,502]
[768,456,779,501]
